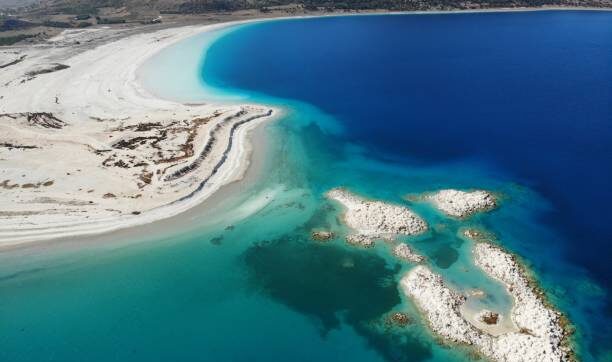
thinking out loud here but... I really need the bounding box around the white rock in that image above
[400,266,481,344]
[393,243,424,263]
[327,188,427,246]
[346,234,376,247]
[426,189,497,218]
[400,244,572,362]
[473,242,569,362]
[311,230,334,241]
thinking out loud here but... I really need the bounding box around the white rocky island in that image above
[424,189,497,218]
[326,188,427,247]
[401,235,573,362]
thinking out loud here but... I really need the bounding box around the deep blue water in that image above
[206,12,612,283]
[2,11,612,362]
[203,11,612,360]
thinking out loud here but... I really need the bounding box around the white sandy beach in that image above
[0,21,279,246]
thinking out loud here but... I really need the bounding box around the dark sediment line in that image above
[112,134,166,150]
[25,63,70,77]
[0,55,26,69]
[172,108,273,204]
[0,142,38,150]
[26,112,66,129]
[164,109,248,182]
[0,112,66,129]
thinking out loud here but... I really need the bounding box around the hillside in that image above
[5,0,612,14]
[2,0,611,46]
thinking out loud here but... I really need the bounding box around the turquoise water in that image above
[2,11,612,362]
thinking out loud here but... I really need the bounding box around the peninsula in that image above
[0,24,276,246]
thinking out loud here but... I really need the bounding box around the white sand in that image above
[0,23,277,246]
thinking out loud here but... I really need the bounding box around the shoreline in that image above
[2,7,611,249]
[0,118,276,259]
[0,109,278,247]
[0,20,281,247]
[0,9,598,360]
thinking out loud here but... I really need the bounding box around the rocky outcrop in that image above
[401,242,573,362]
[311,230,334,241]
[326,188,427,246]
[477,309,501,325]
[473,242,571,361]
[425,189,497,218]
[392,243,424,263]
[401,266,478,343]
[388,312,411,326]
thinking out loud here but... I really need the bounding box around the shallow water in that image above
[2,11,611,362]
